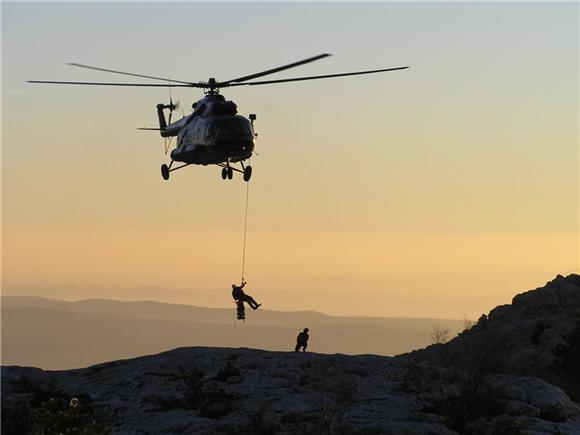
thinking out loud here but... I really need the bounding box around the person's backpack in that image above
[297,332,308,345]
[232,287,243,300]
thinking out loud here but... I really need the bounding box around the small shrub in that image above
[2,390,110,435]
[429,386,504,432]
[431,325,451,344]
[428,336,504,432]
[462,315,476,331]
[317,375,358,435]
[178,365,234,419]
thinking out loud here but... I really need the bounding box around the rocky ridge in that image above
[2,274,580,434]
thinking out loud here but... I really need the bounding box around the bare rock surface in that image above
[2,274,580,434]
[3,348,455,434]
[405,274,580,402]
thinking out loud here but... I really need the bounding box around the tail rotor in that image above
[163,86,179,154]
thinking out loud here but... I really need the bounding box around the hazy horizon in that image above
[1,270,566,319]
[1,294,463,321]
[1,295,464,369]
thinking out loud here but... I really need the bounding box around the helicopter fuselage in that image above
[160,94,255,166]
[28,54,408,181]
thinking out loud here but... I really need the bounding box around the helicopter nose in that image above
[217,138,254,154]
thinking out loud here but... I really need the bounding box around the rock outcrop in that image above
[407,274,580,402]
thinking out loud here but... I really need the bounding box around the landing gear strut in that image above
[160,160,190,181]
[217,161,252,182]
[161,164,170,180]
[243,165,252,182]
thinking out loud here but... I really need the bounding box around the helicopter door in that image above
[177,129,187,148]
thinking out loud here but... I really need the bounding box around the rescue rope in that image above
[240,177,250,282]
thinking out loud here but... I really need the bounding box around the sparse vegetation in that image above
[142,362,236,418]
[1,390,110,435]
[430,324,451,344]
[182,361,239,418]
[428,337,505,433]
[462,314,476,331]
[318,374,358,435]
[154,363,235,419]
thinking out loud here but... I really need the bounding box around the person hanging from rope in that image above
[231,281,261,310]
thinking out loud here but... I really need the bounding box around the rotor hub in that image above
[204,77,219,94]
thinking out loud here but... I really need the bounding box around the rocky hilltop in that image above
[2,275,580,434]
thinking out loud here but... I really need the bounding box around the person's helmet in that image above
[304,328,309,333]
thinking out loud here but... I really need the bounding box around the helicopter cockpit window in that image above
[206,119,251,139]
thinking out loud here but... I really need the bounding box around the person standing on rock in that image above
[295,328,309,352]
[231,281,261,310]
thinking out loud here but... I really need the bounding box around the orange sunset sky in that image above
[2,2,578,319]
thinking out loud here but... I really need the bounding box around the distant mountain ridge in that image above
[2,295,460,325]
[1,296,461,369]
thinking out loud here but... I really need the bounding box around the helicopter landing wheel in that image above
[221,167,228,180]
[161,164,170,181]
[243,165,252,182]
[227,167,234,180]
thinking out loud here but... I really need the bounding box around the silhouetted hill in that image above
[405,273,580,402]
[2,275,579,434]
[1,297,461,369]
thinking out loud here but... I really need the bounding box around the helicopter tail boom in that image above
[156,103,169,135]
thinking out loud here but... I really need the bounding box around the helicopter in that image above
[28,54,408,181]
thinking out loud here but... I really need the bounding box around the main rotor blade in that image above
[220,53,332,85]
[226,66,409,87]
[27,80,199,87]
[68,63,195,85]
